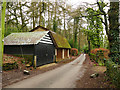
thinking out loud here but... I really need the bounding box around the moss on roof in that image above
[51,32,71,49]
[4,31,49,45]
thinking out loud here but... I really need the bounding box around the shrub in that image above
[3,62,18,71]
[70,48,78,56]
[106,60,120,88]
[83,45,89,54]
[90,48,110,65]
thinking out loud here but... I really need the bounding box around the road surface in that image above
[5,54,86,88]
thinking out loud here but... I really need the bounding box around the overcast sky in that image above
[67,0,110,8]
[66,0,111,36]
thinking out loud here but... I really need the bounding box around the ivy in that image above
[108,1,119,64]
[85,8,104,49]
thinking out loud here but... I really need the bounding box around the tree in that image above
[96,0,119,63]
[108,1,119,63]
[67,6,85,49]
[84,7,104,52]
[73,17,79,48]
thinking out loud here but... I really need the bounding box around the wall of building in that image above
[4,45,34,55]
[56,48,70,62]
[35,42,55,66]
[56,49,62,62]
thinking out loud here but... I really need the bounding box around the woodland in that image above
[0,0,120,88]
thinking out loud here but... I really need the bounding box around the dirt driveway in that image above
[4,54,86,88]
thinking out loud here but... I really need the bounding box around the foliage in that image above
[70,48,78,56]
[85,8,104,49]
[14,55,33,65]
[4,1,87,54]
[103,35,109,49]
[90,48,110,65]
[83,45,89,54]
[4,24,26,37]
[68,39,74,48]
[96,1,119,64]
[3,62,18,71]
[53,17,58,32]
[108,1,119,64]
[106,60,120,88]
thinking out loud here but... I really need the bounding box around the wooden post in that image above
[67,49,70,58]
[0,1,6,69]
[34,56,37,68]
[55,49,57,56]
[54,49,57,62]
[62,49,64,59]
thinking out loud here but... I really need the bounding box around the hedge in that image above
[89,48,110,65]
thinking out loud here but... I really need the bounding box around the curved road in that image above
[5,54,86,88]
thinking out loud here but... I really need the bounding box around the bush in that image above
[14,55,33,65]
[106,60,120,88]
[3,62,18,71]
[70,48,78,56]
[83,45,89,54]
[90,48,110,65]
[89,53,97,62]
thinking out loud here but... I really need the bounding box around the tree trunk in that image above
[108,1,119,63]
[87,35,91,53]
[32,2,35,28]
[39,0,42,26]
[64,9,66,37]
[73,17,79,48]
[19,2,25,31]
[47,0,50,29]
[53,0,57,32]
[78,28,81,52]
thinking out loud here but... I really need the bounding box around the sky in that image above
[67,0,110,8]
[66,0,111,36]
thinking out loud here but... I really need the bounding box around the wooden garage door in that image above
[35,43,55,66]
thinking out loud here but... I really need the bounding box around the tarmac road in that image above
[5,54,86,88]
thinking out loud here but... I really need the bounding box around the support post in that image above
[55,49,57,56]
[34,56,37,68]
[67,49,70,58]
[54,49,57,62]
[62,49,64,59]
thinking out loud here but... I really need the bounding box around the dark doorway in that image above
[35,43,55,66]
